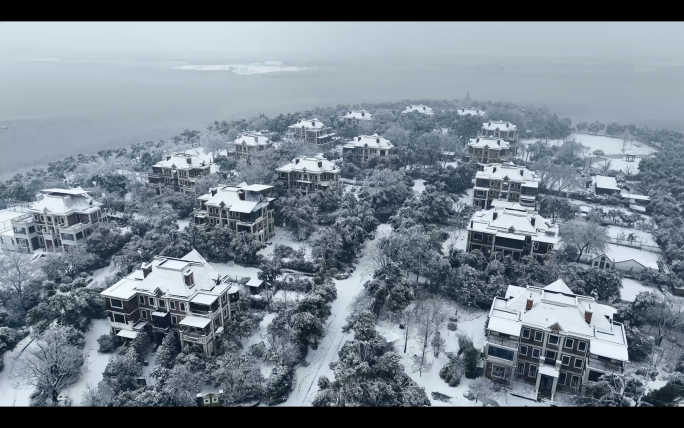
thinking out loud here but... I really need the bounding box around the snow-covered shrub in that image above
[447,322,457,331]
[97,333,122,353]
[248,341,267,359]
[266,365,292,405]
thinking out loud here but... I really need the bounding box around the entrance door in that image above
[539,374,554,392]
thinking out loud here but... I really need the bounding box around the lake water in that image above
[1,53,683,174]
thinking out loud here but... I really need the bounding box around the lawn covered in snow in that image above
[521,134,657,157]
[604,243,660,269]
[621,278,662,302]
[606,225,656,246]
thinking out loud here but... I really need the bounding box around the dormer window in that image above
[184,271,195,287]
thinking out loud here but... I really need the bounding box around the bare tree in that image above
[649,296,684,347]
[412,293,448,377]
[599,159,613,175]
[467,377,499,403]
[0,250,44,296]
[203,131,227,159]
[16,326,85,403]
[562,220,611,263]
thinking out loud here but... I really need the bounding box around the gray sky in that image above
[1,22,682,60]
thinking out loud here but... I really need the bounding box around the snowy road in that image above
[282,224,390,406]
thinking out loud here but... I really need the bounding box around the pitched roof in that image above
[31,187,102,215]
[468,208,560,244]
[403,105,434,115]
[596,175,620,190]
[343,110,373,120]
[232,131,270,147]
[457,108,486,116]
[343,133,394,150]
[468,137,510,150]
[476,163,537,182]
[198,183,273,213]
[276,155,340,174]
[482,120,517,132]
[154,150,213,170]
[487,280,628,361]
[289,118,327,129]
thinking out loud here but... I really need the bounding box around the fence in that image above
[607,237,662,254]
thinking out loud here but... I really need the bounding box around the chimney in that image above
[476,138,480,142]
[497,140,501,146]
[361,112,365,117]
[376,138,380,144]
[238,190,245,201]
[210,188,217,196]
[186,157,192,165]
[423,106,426,111]
[254,135,258,142]
[311,121,315,126]
[493,167,497,173]
[493,212,498,220]
[531,217,536,227]
[506,123,509,128]
[358,136,361,141]
[295,158,300,164]
[525,294,533,311]
[318,160,322,168]
[585,304,593,324]
[63,196,72,208]
[166,155,172,161]
[36,193,44,202]
[488,121,492,126]
[470,220,473,228]
[183,270,195,287]
[141,262,152,278]
[520,170,524,176]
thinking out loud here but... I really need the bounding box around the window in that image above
[474,233,483,241]
[522,328,531,339]
[545,350,557,360]
[577,341,587,352]
[548,335,559,345]
[574,359,584,369]
[204,398,210,404]
[534,331,543,342]
[159,300,166,308]
[221,294,227,304]
[492,365,506,379]
[139,296,145,304]
[548,244,554,251]
[212,396,219,403]
[141,310,147,319]
[76,232,83,240]
[171,316,178,325]
[558,372,567,385]
[113,313,125,323]
[149,298,155,306]
[110,299,123,309]
[519,345,528,356]
[60,233,75,241]
[28,226,35,234]
[562,355,571,366]
[170,301,176,310]
[533,241,539,250]
[476,191,484,197]
[532,348,542,358]
[570,375,580,388]
[180,303,185,311]
[529,365,538,377]
[564,338,574,349]
[487,345,514,361]
[517,362,526,374]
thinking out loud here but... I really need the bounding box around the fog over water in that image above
[1,22,684,173]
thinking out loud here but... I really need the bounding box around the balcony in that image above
[487,336,519,350]
[588,359,623,374]
[180,331,213,345]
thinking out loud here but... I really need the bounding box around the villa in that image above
[276,155,341,195]
[229,131,272,160]
[343,110,373,127]
[286,118,338,148]
[402,105,434,115]
[472,163,539,210]
[147,150,214,195]
[342,133,395,164]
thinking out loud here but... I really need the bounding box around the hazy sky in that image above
[1,22,683,60]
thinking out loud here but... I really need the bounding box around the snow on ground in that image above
[257,229,310,259]
[0,334,35,406]
[521,134,657,157]
[240,312,276,379]
[457,188,474,205]
[142,351,157,387]
[621,278,662,302]
[89,259,116,286]
[61,319,111,405]
[594,157,643,174]
[281,223,392,406]
[604,243,660,269]
[606,225,656,246]
[176,217,191,231]
[413,179,426,194]
[376,309,545,407]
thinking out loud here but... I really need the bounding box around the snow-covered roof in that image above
[468,137,510,150]
[539,365,559,378]
[30,187,102,215]
[154,150,213,170]
[276,155,340,174]
[245,278,263,288]
[343,133,394,150]
[402,105,434,115]
[343,110,373,120]
[468,208,560,244]
[180,316,211,328]
[457,108,486,116]
[482,120,517,132]
[198,183,273,213]
[488,317,522,337]
[190,293,218,305]
[620,193,650,201]
[596,175,620,191]
[476,163,537,182]
[117,330,139,339]
[488,280,628,362]
[288,118,327,129]
[232,131,270,147]
[101,277,139,300]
